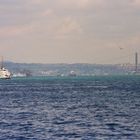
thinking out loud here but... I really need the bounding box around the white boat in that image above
[0,67,11,79]
[0,57,11,79]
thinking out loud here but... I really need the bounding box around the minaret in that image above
[135,52,138,73]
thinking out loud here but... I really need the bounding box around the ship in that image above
[69,70,77,77]
[0,57,11,79]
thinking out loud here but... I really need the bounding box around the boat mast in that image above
[1,56,3,69]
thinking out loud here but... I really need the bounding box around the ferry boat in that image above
[0,67,11,79]
[0,57,11,79]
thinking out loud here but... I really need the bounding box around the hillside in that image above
[4,62,134,76]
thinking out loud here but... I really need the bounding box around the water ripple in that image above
[0,76,140,139]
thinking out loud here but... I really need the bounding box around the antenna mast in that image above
[135,52,138,73]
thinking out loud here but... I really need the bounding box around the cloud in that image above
[56,0,140,11]
[41,9,54,17]
[59,0,91,8]
[57,0,104,9]
[0,0,140,63]
[127,35,140,47]
[52,17,83,39]
[0,24,34,38]
[131,0,140,4]
[27,0,46,5]
[22,0,107,12]
[130,0,140,6]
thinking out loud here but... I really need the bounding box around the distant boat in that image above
[0,57,11,79]
[69,70,77,77]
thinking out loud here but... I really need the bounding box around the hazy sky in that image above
[0,0,140,64]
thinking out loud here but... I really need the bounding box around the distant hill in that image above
[4,61,134,76]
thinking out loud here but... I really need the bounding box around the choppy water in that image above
[0,76,140,140]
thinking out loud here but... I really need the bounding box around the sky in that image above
[0,0,140,64]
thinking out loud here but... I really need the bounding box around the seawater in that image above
[0,76,140,140]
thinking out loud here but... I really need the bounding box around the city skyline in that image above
[0,0,140,64]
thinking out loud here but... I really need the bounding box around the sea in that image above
[0,76,140,140]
